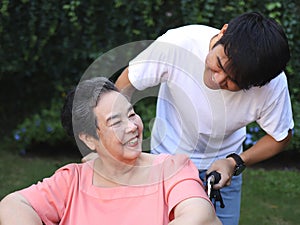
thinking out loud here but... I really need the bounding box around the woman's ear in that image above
[79,133,97,151]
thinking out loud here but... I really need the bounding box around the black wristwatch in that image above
[226,153,246,176]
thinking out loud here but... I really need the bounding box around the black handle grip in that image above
[206,171,225,209]
[206,171,221,184]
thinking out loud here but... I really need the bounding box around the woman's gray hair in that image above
[61,77,118,154]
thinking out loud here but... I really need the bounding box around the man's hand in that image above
[207,130,292,190]
[206,157,236,189]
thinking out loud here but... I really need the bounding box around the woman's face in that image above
[93,91,143,163]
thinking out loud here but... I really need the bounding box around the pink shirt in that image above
[19,154,211,225]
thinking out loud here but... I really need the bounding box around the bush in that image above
[12,98,69,154]
[1,0,299,152]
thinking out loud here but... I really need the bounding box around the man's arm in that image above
[208,130,292,189]
[0,192,43,225]
[115,67,136,99]
[240,130,292,166]
[169,197,222,225]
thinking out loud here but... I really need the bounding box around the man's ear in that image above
[210,24,228,50]
[217,24,228,39]
[79,133,97,151]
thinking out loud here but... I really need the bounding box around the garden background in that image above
[0,1,300,224]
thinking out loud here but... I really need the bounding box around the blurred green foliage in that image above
[1,0,299,152]
[12,99,68,154]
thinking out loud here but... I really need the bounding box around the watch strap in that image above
[226,153,244,164]
[226,153,246,176]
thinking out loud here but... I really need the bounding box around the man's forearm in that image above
[115,67,136,99]
[241,130,292,166]
[207,130,292,189]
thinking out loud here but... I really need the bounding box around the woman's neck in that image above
[92,153,154,187]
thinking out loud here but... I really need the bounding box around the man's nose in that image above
[213,73,227,86]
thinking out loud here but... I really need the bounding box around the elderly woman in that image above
[0,77,221,225]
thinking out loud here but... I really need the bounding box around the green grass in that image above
[0,144,299,224]
[240,169,300,225]
[0,145,81,199]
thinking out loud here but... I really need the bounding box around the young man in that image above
[114,12,294,225]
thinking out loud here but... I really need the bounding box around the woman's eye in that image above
[129,113,136,118]
[110,121,121,126]
[128,109,136,118]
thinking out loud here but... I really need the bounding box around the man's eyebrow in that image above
[217,56,239,84]
[217,56,240,85]
[217,56,226,72]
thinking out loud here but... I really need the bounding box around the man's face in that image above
[204,44,241,92]
[94,91,144,163]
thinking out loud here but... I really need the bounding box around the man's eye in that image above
[211,68,219,73]
[227,76,238,84]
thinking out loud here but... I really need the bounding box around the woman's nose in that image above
[125,120,138,133]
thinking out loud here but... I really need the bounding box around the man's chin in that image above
[204,77,221,90]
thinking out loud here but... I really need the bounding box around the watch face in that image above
[235,164,246,176]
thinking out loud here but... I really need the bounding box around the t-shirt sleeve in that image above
[17,164,78,224]
[256,73,294,141]
[128,28,198,91]
[128,41,174,91]
[161,154,212,216]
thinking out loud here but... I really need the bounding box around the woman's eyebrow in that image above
[106,104,134,124]
[106,114,120,124]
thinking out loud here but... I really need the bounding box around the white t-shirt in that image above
[128,25,294,170]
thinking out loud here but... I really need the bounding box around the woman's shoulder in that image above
[56,162,82,172]
[54,161,93,178]
[151,154,199,184]
[141,152,189,165]
[153,153,189,163]
[149,153,192,176]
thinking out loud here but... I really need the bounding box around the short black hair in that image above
[215,12,290,90]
